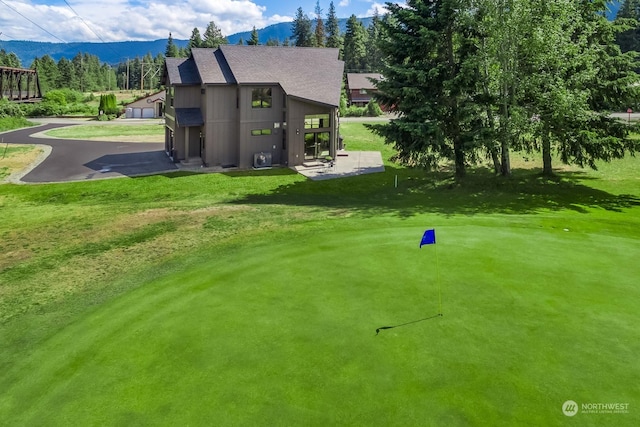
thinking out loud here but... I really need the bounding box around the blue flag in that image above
[420,229,436,247]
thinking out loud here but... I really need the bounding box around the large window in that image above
[252,88,272,108]
[304,114,330,129]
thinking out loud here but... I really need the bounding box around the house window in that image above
[251,129,272,136]
[359,89,368,95]
[252,88,272,108]
[304,114,330,129]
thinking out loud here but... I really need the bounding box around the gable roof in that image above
[165,46,344,107]
[347,73,383,91]
[164,57,200,85]
[125,90,165,108]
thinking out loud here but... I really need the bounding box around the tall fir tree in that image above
[314,1,326,47]
[248,26,260,45]
[165,33,179,57]
[365,9,384,72]
[292,7,314,47]
[343,15,368,72]
[202,21,228,48]
[368,0,481,178]
[615,0,640,53]
[188,28,203,55]
[326,1,342,50]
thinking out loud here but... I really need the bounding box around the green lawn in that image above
[44,123,165,140]
[0,122,638,426]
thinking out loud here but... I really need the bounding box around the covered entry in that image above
[169,108,204,163]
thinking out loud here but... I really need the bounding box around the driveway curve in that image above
[2,121,177,183]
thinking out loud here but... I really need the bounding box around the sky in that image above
[0,0,391,43]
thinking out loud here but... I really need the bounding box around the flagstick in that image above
[435,243,442,316]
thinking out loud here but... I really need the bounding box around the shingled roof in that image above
[346,73,383,91]
[164,57,200,85]
[165,46,344,107]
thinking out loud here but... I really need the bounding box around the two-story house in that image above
[162,45,344,169]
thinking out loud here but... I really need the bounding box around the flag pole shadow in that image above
[375,313,442,336]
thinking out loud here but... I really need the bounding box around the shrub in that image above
[98,94,118,115]
[43,91,67,106]
[0,99,25,118]
[366,100,383,117]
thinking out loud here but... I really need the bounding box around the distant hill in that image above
[1,18,372,67]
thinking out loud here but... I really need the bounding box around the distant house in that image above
[124,91,165,118]
[162,45,344,169]
[346,73,383,107]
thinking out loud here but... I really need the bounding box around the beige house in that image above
[162,45,344,169]
[124,91,165,118]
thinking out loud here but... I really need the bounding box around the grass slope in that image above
[0,123,639,426]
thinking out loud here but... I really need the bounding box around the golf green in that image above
[1,217,638,426]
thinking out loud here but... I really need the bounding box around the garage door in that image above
[142,107,155,118]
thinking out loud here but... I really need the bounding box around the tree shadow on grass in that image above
[230,165,640,218]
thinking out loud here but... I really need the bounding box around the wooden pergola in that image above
[0,66,42,102]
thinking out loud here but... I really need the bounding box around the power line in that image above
[63,0,107,44]
[0,0,66,43]
[63,0,132,66]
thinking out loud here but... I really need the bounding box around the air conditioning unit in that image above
[253,152,272,168]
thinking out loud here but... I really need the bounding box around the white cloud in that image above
[363,2,390,17]
[339,0,350,7]
[0,0,292,42]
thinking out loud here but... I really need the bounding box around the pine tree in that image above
[202,21,228,48]
[326,1,342,49]
[343,15,368,72]
[365,9,383,72]
[31,55,59,92]
[314,1,325,47]
[188,28,203,55]
[368,0,481,178]
[165,33,179,57]
[292,7,314,47]
[615,0,640,53]
[248,27,260,45]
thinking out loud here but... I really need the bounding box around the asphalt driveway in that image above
[2,121,177,183]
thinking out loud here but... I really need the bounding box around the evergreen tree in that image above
[248,26,260,45]
[202,21,228,48]
[56,57,78,90]
[266,38,280,46]
[615,0,640,53]
[188,28,203,54]
[326,1,342,50]
[165,32,179,57]
[314,1,326,47]
[365,9,384,72]
[0,49,21,68]
[343,15,368,72]
[368,0,481,178]
[292,7,314,47]
[30,55,59,92]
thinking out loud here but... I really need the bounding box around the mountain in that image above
[1,18,372,67]
[0,3,624,67]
